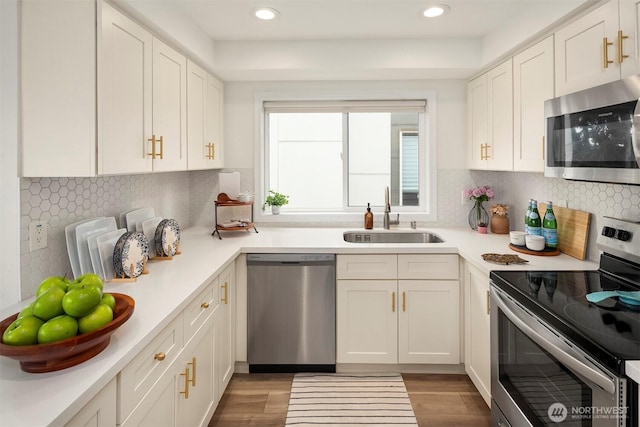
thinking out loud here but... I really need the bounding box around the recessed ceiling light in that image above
[423,4,450,18]
[253,7,279,20]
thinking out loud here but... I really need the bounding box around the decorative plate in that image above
[113,231,149,278]
[481,253,529,265]
[154,219,181,257]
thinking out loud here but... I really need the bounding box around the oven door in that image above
[490,284,627,427]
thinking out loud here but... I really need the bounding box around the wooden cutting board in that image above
[537,203,591,260]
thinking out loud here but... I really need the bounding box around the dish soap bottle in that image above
[364,203,374,229]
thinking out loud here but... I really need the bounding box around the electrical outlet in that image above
[29,220,48,251]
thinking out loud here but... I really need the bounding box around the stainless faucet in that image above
[383,186,400,229]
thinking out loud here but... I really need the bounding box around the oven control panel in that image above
[596,217,640,264]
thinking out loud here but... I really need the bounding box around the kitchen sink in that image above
[343,230,445,244]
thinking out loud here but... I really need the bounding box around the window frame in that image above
[254,89,438,224]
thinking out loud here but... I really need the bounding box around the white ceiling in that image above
[174,0,590,42]
[125,0,594,80]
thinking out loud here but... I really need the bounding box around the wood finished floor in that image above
[208,373,491,427]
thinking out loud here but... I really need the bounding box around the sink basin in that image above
[343,230,445,244]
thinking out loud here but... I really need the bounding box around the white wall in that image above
[0,0,21,308]
[223,79,467,171]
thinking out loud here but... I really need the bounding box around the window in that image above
[259,96,435,221]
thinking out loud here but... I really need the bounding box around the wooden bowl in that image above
[0,293,134,373]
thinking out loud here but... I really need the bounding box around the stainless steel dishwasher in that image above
[247,253,336,373]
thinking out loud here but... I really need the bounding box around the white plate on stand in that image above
[125,207,155,232]
[77,217,117,276]
[65,218,104,278]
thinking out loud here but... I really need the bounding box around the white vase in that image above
[271,205,281,215]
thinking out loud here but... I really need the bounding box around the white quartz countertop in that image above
[0,225,613,426]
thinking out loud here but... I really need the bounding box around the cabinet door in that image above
[467,73,488,170]
[151,38,187,172]
[120,364,179,427]
[513,36,554,172]
[619,0,640,78]
[65,378,116,427]
[486,59,513,170]
[216,264,235,397]
[21,0,96,177]
[464,263,491,407]
[100,2,153,175]
[206,74,224,169]
[178,322,216,427]
[336,280,397,364]
[398,280,460,364]
[554,1,620,96]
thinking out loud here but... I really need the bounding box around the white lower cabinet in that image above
[336,255,460,365]
[117,261,236,427]
[65,378,117,427]
[216,264,235,395]
[463,261,491,407]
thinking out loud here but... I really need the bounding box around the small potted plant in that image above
[262,190,289,215]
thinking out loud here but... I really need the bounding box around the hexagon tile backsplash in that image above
[19,168,640,299]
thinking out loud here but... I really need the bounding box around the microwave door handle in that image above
[491,288,616,394]
[634,98,640,167]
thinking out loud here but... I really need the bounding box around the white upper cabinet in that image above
[101,3,187,175]
[467,60,513,171]
[513,36,554,172]
[187,60,225,170]
[555,0,639,96]
[151,39,187,172]
[21,0,97,177]
[100,2,153,175]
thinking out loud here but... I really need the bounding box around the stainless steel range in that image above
[490,217,640,427]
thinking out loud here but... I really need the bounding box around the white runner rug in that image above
[285,373,419,426]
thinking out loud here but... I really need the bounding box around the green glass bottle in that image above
[529,200,542,236]
[525,199,532,234]
[542,201,558,248]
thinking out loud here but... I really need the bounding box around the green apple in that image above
[100,293,116,311]
[2,315,44,346]
[78,304,113,334]
[17,303,34,319]
[32,286,66,321]
[69,273,103,294]
[36,276,68,297]
[37,314,78,344]
[62,286,102,317]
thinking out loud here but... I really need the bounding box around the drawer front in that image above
[117,314,184,424]
[337,255,397,280]
[184,279,217,342]
[398,254,459,280]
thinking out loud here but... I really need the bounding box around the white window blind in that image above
[264,99,427,113]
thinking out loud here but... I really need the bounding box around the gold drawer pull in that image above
[618,30,629,63]
[221,282,228,304]
[201,302,210,309]
[603,37,614,68]
[402,291,406,312]
[158,135,164,159]
[154,352,166,361]
[206,143,215,160]
[188,357,196,387]
[180,367,190,399]
[147,135,157,159]
[392,291,396,312]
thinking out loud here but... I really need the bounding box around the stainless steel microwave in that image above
[544,75,640,186]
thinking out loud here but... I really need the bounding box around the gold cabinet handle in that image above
[158,135,164,159]
[188,357,196,387]
[201,302,210,309]
[392,291,396,312]
[486,290,491,315]
[484,144,491,160]
[147,134,157,159]
[603,37,614,68]
[221,282,228,304]
[154,352,166,361]
[402,291,406,312]
[205,143,215,160]
[618,30,629,63]
[180,367,190,399]
[479,144,485,160]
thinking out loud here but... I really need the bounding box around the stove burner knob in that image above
[601,226,616,238]
[615,229,631,241]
